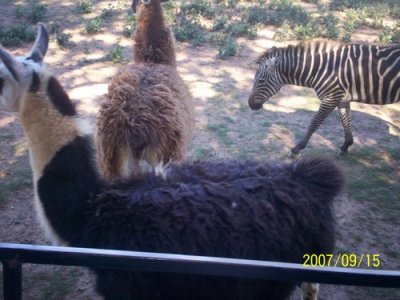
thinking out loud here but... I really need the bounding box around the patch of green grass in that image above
[0,166,32,203]
[262,120,273,127]
[193,148,211,159]
[342,148,400,223]
[35,268,79,300]
[207,123,234,146]
[85,18,103,34]
[0,24,35,46]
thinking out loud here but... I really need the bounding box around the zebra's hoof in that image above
[336,149,348,157]
[287,150,300,159]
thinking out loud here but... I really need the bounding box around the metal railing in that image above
[1,243,399,299]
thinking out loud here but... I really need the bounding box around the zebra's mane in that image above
[257,40,400,64]
[257,40,344,64]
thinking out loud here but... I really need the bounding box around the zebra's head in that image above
[248,54,282,110]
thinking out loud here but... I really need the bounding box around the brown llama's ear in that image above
[0,46,25,82]
[131,0,150,14]
[27,23,49,64]
[131,0,140,13]
[132,0,166,13]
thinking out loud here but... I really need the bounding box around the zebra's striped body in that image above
[248,41,400,155]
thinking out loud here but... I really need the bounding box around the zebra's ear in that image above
[265,56,281,69]
[271,55,282,66]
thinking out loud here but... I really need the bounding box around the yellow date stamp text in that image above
[303,253,381,268]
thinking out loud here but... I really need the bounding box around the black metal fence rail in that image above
[1,243,399,299]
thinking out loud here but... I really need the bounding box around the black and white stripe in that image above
[248,41,400,155]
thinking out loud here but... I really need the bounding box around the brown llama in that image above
[96,0,195,181]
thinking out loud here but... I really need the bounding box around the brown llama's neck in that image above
[133,1,176,67]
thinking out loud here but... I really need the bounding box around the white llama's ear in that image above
[0,46,25,82]
[27,23,49,64]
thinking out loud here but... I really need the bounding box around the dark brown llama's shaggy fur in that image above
[96,0,194,181]
[77,157,343,300]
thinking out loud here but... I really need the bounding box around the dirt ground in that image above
[0,1,399,299]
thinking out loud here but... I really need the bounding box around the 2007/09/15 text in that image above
[303,254,381,268]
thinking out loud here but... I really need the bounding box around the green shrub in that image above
[217,36,237,59]
[181,1,215,19]
[0,24,35,46]
[56,32,72,48]
[391,5,400,18]
[106,45,124,64]
[318,13,340,39]
[76,1,93,14]
[378,24,400,43]
[173,17,206,46]
[268,0,311,27]
[273,22,295,41]
[29,2,47,22]
[101,4,115,19]
[85,18,103,34]
[14,1,47,23]
[209,32,226,45]
[292,23,317,40]
[224,21,257,38]
[123,13,136,37]
[212,16,227,31]
[241,6,269,25]
[226,0,238,8]
[15,6,25,18]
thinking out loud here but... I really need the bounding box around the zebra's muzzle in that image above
[248,94,264,110]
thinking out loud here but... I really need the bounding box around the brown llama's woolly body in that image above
[97,0,194,181]
[97,63,194,181]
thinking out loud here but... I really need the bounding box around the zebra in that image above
[248,41,400,155]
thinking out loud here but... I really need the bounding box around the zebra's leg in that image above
[291,103,337,155]
[337,102,354,155]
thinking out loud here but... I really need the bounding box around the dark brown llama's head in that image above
[131,0,169,13]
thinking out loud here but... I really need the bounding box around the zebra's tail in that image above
[291,157,345,198]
